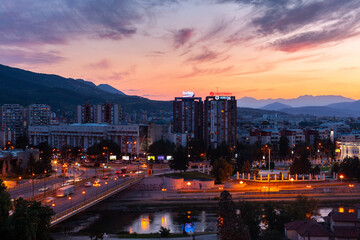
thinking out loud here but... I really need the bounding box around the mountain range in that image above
[238,95,355,108]
[0,64,171,120]
[1,63,359,119]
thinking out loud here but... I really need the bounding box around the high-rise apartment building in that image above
[77,103,122,124]
[26,104,51,126]
[1,104,24,140]
[173,94,203,141]
[204,96,237,148]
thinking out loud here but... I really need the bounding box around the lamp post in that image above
[43,170,47,198]
[339,174,344,182]
[82,191,86,202]
[68,196,72,209]
[32,173,35,198]
[161,187,167,200]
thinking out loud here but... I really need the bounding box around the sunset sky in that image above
[1,0,360,100]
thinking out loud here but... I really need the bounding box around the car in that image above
[66,179,74,183]
[44,197,55,203]
[74,178,82,182]
[102,176,109,180]
[84,182,92,187]
[38,187,50,192]
[61,182,70,187]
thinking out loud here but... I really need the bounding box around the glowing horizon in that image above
[1,0,360,101]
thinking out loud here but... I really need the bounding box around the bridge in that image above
[50,174,144,226]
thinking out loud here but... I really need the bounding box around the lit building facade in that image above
[28,124,147,156]
[77,103,122,124]
[204,96,237,148]
[1,104,24,140]
[173,96,203,141]
[26,104,51,126]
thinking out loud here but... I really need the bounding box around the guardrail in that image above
[50,174,144,227]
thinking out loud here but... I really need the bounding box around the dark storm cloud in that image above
[218,0,360,52]
[0,0,174,45]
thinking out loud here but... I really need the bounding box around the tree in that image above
[339,157,360,179]
[37,142,53,173]
[311,165,320,175]
[212,157,233,184]
[289,153,311,175]
[241,160,251,173]
[278,136,289,159]
[0,180,11,231]
[87,139,121,158]
[148,140,176,157]
[218,191,249,240]
[331,162,340,174]
[238,201,261,240]
[169,146,188,171]
[159,226,170,237]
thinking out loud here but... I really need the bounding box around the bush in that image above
[159,226,170,237]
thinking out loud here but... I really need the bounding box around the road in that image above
[51,175,132,214]
[8,166,96,199]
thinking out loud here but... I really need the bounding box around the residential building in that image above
[77,103,122,124]
[26,104,51,126]
[173,95,203,141]
[1,104,24,140]
[204,96,237,148]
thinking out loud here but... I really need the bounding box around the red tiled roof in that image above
[333,226,360,238]
[297,221,332,238]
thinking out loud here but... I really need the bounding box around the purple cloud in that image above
[219,0,360,52]
[0,49,65,65]
[0,0,177,46]
[173,28,195,48]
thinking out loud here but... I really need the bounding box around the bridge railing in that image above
[51,174,144,225]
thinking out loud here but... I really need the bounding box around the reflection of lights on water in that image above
[339,207,344,213]
[129,226,133,234]
[161,215,167,228]
[349,209,355,213]
[141,217,150,231]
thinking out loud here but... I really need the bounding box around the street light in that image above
[68,196,72,209]
[339,174,344,182]
[161,187,167,200]
[82,191,86,202]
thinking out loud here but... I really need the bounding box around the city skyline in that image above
[1,0,360,100]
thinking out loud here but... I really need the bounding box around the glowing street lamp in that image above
[82,190,86,202]
[339,174,344,182]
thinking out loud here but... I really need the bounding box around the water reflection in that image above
[129,212,178,234]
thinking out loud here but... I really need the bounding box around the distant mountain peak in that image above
[261,102,292,111]
[97,84,126,95]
